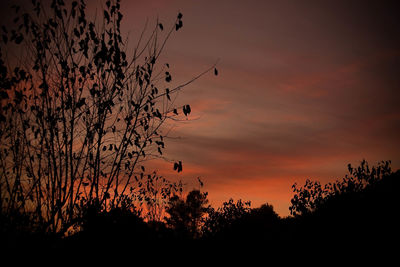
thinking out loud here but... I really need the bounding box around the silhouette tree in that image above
[288,160,399,247]
[289,160,393,216]
[0,0,217,236]
[203,199,282,242]
[165,189,209,239]
[136,172,183,222]
[203,198,251,239]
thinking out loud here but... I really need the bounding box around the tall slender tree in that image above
[0,0,217,234]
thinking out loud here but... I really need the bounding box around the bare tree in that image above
[0,0,217,234]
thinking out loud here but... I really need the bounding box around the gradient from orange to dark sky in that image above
[3,0,400,216]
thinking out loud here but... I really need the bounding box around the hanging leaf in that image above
[165,72,171,82]
[73,28,80,38]
[175,20,183,31]
[173,161,182,173]
[155,140,164,148]
[198,177,204,187]
[158,23,163,31]
[214,68,218,76]
[183,104,191,116]
[15,35,23,44]
[76,97,86,109]
[104,10,110,23]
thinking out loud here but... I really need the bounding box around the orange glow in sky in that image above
[2,0,399,216]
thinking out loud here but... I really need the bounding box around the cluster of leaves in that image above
[289,160,392,216]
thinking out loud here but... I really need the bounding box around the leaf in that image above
[173,161,182,173]
[104,10,110,23]
[153,109,162,119]
[55,8,62,19]
[183,104,191,116]
[173,161,183,173]
[214,68,218,76]
[158,23,163,31]
[175,20,183,31]
[197,177,204,187]
[76,97,86,109]
[155,140,164,148]
[165,72,171,82]
[177,12,183,19]
[74,28,80,38]
[90,88,96,96]
[15,35,23,44]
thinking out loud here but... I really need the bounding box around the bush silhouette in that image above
[289,160,399,246]
[290,160,393,216]
[203,199,282,243]
[203,198,251,240]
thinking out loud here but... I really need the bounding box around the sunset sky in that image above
[2,0,400,216]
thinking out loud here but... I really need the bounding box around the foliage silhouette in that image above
[165,189,209,239]
[289,160,399,247]
[0,0,216,238]
[203,199,282,243]
[290,160,393,216]
[203,198,251,239]
[1,156,398,252]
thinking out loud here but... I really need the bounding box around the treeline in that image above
[1,160,398,251]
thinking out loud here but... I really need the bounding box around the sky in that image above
[2,0,400,216]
